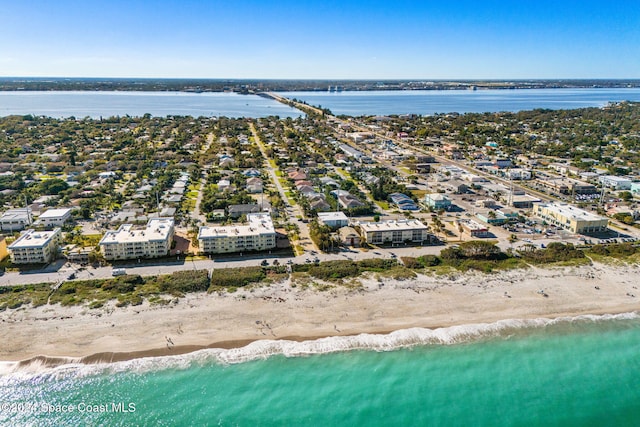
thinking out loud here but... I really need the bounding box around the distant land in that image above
[0,77,639,93]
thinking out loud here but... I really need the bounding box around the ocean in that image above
[2,313,640,426]
[279,88,640,116]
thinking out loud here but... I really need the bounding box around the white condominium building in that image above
[8,228,62,264]
[357,219,432,245]
[198,213,276,254]
[99,218,175,261]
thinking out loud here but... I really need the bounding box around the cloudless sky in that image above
[1,0,639,79]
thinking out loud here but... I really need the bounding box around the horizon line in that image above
[2,76,640,82]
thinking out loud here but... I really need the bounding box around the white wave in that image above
[2,311,638,381]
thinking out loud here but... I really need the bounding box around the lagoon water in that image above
[280,88,640,116]
[2,314,640,426]
[1,88,640,119]
[0,91,303,119]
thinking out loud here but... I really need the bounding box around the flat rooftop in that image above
[317,212,349,221]
[1,208,31,221]
[536,203,605,222]
[358,219,427,233]
[39,208,72,219]
[198,213,275,239]
[100,218,174,245]
[9,229,60,249]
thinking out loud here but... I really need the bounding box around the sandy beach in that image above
[1,262,639,365]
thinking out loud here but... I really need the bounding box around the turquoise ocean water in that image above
[2,314,640,426]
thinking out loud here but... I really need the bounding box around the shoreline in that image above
[11,307,640,371]
[2,262,640,369]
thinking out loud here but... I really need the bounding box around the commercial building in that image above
[0,208,33,232]
[599,175,632,190]
[533,202,608,234]
[458,220,489,238]
[535,177,597,195]
[37,208,73,228]
[99,218,175,261]
[8,228,62,264]
[424,193,452,210]
[317,212,349,229]
[198,213,276,254]
[356,219,432,245]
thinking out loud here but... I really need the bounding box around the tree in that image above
[39,178,69,195]
[458,241,501,259]
[619,191,633,202]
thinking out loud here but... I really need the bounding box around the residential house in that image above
[228,204,262,219]
[424,194,452,210]
[338,226,360,247]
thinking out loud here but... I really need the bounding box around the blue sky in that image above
[1,0,639,79]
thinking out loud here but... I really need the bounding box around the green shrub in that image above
[209,266,265,289]
[357,258,397,271]
[401,257,423,269]
[418,254,441,267]
[156,270,209,293]
[308,260,359,280]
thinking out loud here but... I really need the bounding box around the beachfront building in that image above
[532,202,608,234]
[424,193,452,210]
[197,213,276,254]
[36,208,73,228]
[99,218,175,261]
[317,212,349,229]
[0,208,33,232]
[356,219,432,245]
[8,228,62,264]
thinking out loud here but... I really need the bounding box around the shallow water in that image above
[2,313,640,426]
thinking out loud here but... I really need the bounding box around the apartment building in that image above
[8,228,62,264]
[533,202,608,234]
[197,213,276,254]
[356,219,432,245]
[99,218,175,261]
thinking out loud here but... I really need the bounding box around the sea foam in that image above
[2,311,638,381]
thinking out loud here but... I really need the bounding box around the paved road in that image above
[249,121,316,253]
[0,244,448,287]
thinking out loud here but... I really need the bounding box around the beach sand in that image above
[1,262,639,364]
